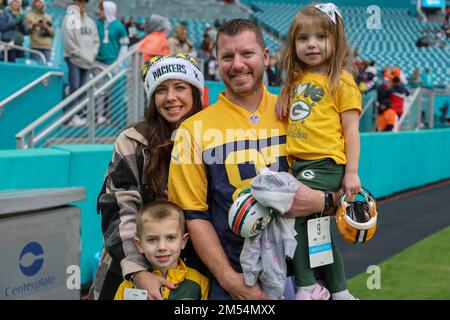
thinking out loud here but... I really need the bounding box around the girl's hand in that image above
[275,93,289,120]
[342,172,362,198]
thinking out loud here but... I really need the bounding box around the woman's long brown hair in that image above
[140,85,203,199]
[281,4,357,98]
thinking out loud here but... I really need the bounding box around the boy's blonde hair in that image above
[281,4,357,97]
[136,200,186,238]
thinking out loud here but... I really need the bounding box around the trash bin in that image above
[0,188,85,300]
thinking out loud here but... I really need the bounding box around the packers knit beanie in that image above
[141,53,204,100]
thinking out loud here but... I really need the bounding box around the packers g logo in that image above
[301,170,315,180]
[289,100,311,121]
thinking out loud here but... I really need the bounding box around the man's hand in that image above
[221,271,268,300]
[284,182,341,218]
[133,270,176,300]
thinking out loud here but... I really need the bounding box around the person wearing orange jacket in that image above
[138,14,172,61]
[376,99,397,132]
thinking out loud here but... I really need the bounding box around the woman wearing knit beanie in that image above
[90,54,205,300]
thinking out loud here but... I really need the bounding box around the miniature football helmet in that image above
[336,188,378,244]
[228,191,272,238]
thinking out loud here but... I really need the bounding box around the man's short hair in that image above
[136,200,185,238]
[216,19,266,52]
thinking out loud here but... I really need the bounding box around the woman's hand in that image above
[133,270,177,300]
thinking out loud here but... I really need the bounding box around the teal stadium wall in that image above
[1,128,450,285]
[0,145,112,285]
[0,62,64,149]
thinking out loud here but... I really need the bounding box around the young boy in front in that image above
[114,200,209,300]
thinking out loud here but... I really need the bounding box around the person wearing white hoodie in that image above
[95,0,128,65]
[93,0,128,124]
[62,0,100,126]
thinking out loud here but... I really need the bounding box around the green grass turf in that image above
[347,226,450,300]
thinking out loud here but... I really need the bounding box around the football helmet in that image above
[336,188,378,244]
[228,191,272,238]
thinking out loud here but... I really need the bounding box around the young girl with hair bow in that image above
[275,3,361,300]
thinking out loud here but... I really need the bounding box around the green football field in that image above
[347,226,450,300]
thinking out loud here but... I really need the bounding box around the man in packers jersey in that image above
[168,19,334,300]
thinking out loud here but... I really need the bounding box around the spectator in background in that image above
[25,0,54,64]
[62,0,99,127]
[356,61,366,84]
[416,35,432,48]
[376,99,397,132]
[125,16,141,46]
[119,15,125,26]
[168,23,196,57]
[0,1,17,60]
[382,67,393,85]
[438,102,448,126]
[95,1,128,65]
[135,16,145,38]
[4,0,28,62]
[443,11,450,38]
[206,19,220,41]
[408,68,421,88]
[204,23,213,39]
[272,46,284,83]
[22,0,30,11]
[266,55,279,87]
[365,61,378,83]
[421,68,434,89]
[125,16,135,36]
[391,67,407,85]
[363,72,376,93]
[138,14,171,61]
[389,76,410,117]
[434,30,448,48]
[377,77,392,105]
[197,35,217,81]
[94,0,129,124]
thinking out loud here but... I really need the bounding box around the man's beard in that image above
[225,71,264,97]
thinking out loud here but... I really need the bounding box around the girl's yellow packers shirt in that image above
[286,71,362,165]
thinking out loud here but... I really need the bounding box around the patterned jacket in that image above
[90,122,155,299]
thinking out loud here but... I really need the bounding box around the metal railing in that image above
[398,88,450,131]
[0,40,47,65]
[0,71,64,116]
[16,43,147,149]
[397,87,422,131]
[359,91,377,132]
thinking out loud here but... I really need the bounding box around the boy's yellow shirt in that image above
[114,259,209,300]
